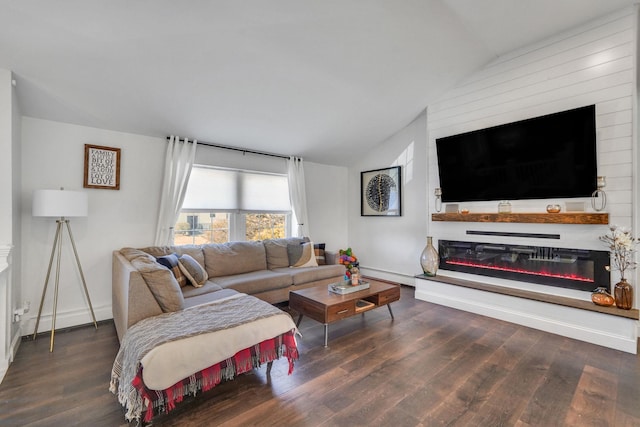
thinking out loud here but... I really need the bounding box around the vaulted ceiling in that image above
[0,1,634,165]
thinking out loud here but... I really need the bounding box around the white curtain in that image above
[154,136,198,245]
[287,156,310,237]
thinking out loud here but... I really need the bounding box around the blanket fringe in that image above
[112,330,298,423]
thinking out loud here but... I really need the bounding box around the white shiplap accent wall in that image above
[419,8,639,352]
[425,7,638,298]
[428,8,635,229]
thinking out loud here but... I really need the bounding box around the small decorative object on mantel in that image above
[498,200,512,213]
[599,225,638,310]
[434,187,442,212]
[546,204,561,213]
[591,287,615,307]
[591,176,607,211]
[84,144,121,190]
[420,236,439,277]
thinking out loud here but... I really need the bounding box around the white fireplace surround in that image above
[415,271,638,354]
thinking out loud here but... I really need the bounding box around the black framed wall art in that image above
[361,166,401,216]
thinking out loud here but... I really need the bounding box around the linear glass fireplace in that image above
[438,240,609,292]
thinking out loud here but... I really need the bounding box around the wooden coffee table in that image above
[289,280,400,347]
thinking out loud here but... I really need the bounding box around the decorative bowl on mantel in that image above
[546,204,561,213]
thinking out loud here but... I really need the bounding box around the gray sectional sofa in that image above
[112,237,345,341]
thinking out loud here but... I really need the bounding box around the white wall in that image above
[305,162,349,251]
[347,109,428,285]
[21,118,165,334]
[426,8,637,301]
[19,118,347,334]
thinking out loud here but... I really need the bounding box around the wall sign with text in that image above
[84,144,121,190]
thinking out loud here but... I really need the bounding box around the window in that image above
[174,166,291,244]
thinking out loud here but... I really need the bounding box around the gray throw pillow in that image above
[178,254,208,288]
[130,256,185,312]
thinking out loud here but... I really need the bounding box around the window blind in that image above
[182,166,291,213]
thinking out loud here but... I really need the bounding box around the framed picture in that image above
[361,166,401,216]
[83,144,121,190]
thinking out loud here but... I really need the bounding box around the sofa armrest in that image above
[112,250,163,342]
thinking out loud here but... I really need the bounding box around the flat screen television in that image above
[435,105,597,203]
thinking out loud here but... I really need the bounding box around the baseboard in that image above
[0,327,18,384]
[20,304,112,336]
[415,278,638,354]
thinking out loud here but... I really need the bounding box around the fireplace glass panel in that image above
[438,240,609,292]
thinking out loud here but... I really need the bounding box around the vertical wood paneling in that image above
[428,7,636,233]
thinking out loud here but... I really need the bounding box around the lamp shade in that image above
[33,189,88,217]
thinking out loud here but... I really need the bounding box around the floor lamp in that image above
[32,188,97,352]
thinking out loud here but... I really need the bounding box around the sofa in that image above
[112,237,345,341]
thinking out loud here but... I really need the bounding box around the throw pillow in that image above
[178,254,208,288]
[130,256,185,312]
[314,243,326,265]
[156,253,187,288]
[288,241,319,268]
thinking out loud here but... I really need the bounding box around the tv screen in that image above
[435,105,597,203]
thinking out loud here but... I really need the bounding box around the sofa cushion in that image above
[181,281,224,299]
[263,237,307,269]
[314,243,326,265]
[209,270,292,294]
[156,253,188,288]
[139,245,206,270]
[263,240,290,269]
[129,256,185,312]
[203,241,267,277]
[120,247,155,262]
[183,288,240,309]
[288,241,318,268]
[274,264,346,286]
[178,254,208,287]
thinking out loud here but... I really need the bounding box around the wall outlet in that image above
[13,301,31,323]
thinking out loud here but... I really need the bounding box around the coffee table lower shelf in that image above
[289,281,400,347]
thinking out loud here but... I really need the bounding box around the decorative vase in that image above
[614,278,633,310]
[420,236,439,277]
[591,287,614,307]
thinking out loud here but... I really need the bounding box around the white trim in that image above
[23,303,112,336]
[415,277,638,354]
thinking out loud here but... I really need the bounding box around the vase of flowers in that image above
[599,226,638,310]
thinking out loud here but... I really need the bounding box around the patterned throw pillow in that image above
[156,253,187,288]
[178,254,208,288]
[288,241,319,268]
[314,243,326,265]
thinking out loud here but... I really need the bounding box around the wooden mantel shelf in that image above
[432,212,608,225]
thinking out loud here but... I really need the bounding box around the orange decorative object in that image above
[591,287,614,307]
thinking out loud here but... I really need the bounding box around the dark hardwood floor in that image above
[1,285,638,426]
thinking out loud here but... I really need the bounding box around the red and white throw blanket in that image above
[110,293,298,422]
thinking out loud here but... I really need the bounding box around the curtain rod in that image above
[166,136,292,160]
